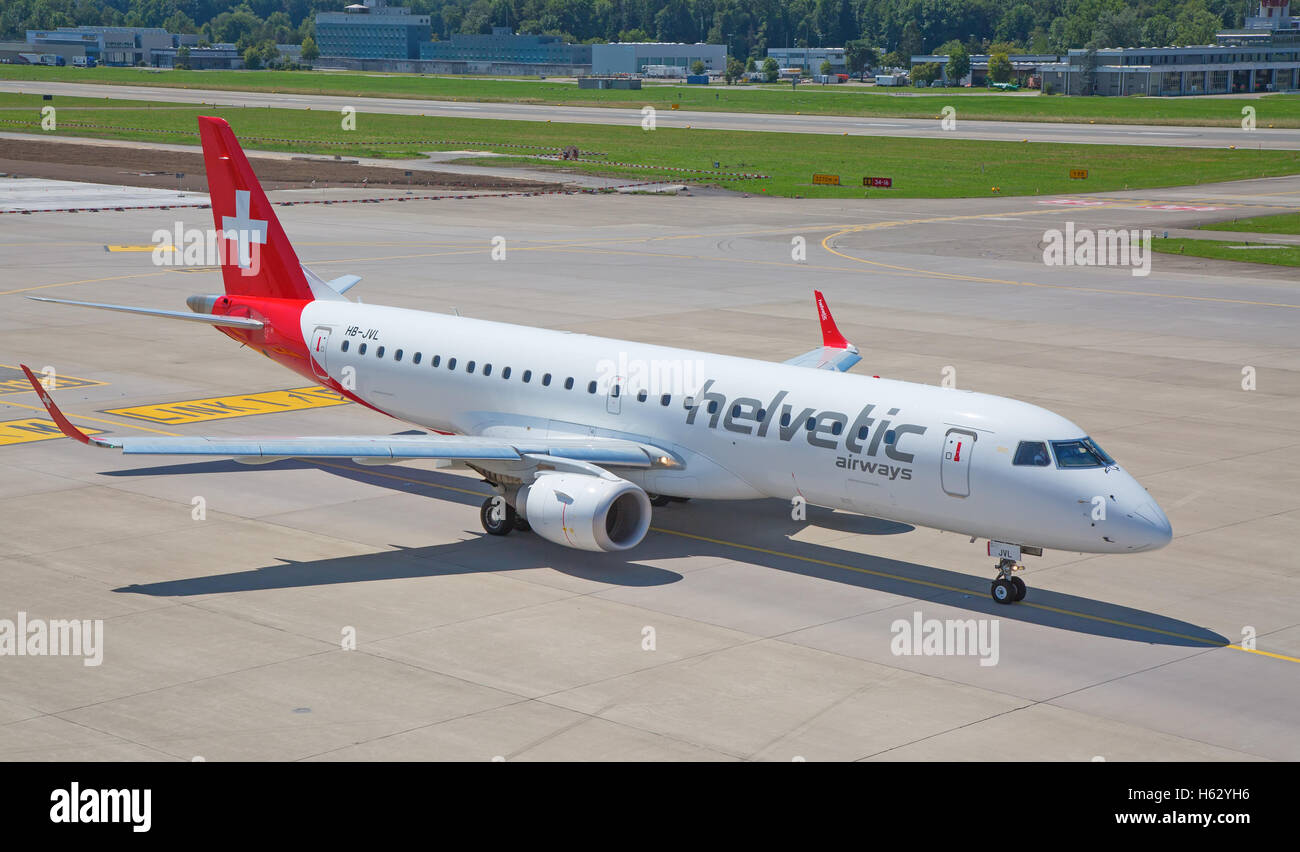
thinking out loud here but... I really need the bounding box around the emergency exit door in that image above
[941,428,977,497]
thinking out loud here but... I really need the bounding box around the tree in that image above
[745,57,756,73]
[946,44,970,84]
[690,59,705,75]
[725,56,743,84]
[175,44,190,70]
[911,62,940,84]
[898,20,923,59]
[988,52,1012,84]
[242,44,262,70]
[844,39,877,80]
[762,56,778,83]
[301,34,319,63]
[819,58,832,76]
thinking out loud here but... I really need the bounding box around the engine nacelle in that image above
[519,473,652,552]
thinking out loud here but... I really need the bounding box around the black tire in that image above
[1010,576,1027,601]
[480,496,514,536]
[991,579,1015,605]
[669,496,691,503]
[648,493,672,507]
[512,515,531,532]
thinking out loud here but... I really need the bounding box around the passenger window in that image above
[358,343,367,355]
[467,361,476,374]
[611,384,620,397]
[341,340,349,353]
[806,417,815,431]
[857,425,868,440]
[660,394,671,406]
[831,421,843,436]
[413,352,421,365]
[447,357,456,370]
[1013,441,1051,467]
[483,364,492,376]
[636,390,647,403]
[376,346,385,358]
[394,349,403,362]
[502,367,511,379]
[431,355,440,367]
[587,380,597,394]
[564,377,574,390]
[542,373,551,386]
[781,412,791,427]
[707,400,718,414]
[522,370,531,383]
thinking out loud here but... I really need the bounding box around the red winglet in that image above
[813,290,850,349]
[20,364,99,445]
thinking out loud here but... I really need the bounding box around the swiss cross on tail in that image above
[222,190,268,270]
[197,115,313,301]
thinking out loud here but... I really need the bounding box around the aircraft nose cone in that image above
[1130,498,1173,551]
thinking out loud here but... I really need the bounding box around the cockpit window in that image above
[1013,441,1051,466]
[1051,437,1116,468]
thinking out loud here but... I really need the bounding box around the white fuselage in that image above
[300,301,1172,555]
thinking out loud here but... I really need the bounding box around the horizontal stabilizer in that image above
[27,296,265,330]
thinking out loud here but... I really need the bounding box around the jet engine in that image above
[518,473,652,552]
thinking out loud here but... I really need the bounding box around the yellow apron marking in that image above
[0,417,102,446]
[0,364,105,396]
[105,244,175,253]
[104,386,348,425]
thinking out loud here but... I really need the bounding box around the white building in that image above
[591,42,725,76]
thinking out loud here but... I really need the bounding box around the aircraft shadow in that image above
[105,459,1227,649]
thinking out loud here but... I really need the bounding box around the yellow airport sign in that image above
[105,386,349,425]
[1069,169,1089,179]
[0,417,102,446]
[0,364,105,396]
[812,173,841,186]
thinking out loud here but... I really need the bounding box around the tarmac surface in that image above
[7,80,1300,150]
[0,170,1298,761]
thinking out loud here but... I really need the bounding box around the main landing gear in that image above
[990,558,1027,604]
[480,496,530,536]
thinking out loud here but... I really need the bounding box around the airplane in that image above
[21,115,1172,605]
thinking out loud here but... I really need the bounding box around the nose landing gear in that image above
[991,557,1027,604]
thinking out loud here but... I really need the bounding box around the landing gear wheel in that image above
[480,496,515,536]
[512,515,531,532]
[669,496,690,503]
[991,578,1015,605]
[1010,576,1027,602]
[647,493,672,507]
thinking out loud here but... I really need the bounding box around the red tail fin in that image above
[198,115,313,301]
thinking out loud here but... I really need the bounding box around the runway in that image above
[0,174,1297,760]
[7,80,1300,150]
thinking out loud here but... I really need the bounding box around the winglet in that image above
[19,364,115,447]
[814,290,852,350]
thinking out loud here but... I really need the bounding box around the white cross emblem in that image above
[221,190,268,270]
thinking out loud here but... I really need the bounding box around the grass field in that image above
[7,65,1300,127]
[1151,236,1300,266]
[4,92,1300,199]
[1197,211,1300,234]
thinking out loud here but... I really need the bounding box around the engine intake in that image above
[519,473,652,552]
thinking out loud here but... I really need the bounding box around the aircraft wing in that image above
[19,365,677,470]
[783,290,861,372]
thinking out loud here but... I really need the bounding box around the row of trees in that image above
[1,1,1258,63]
